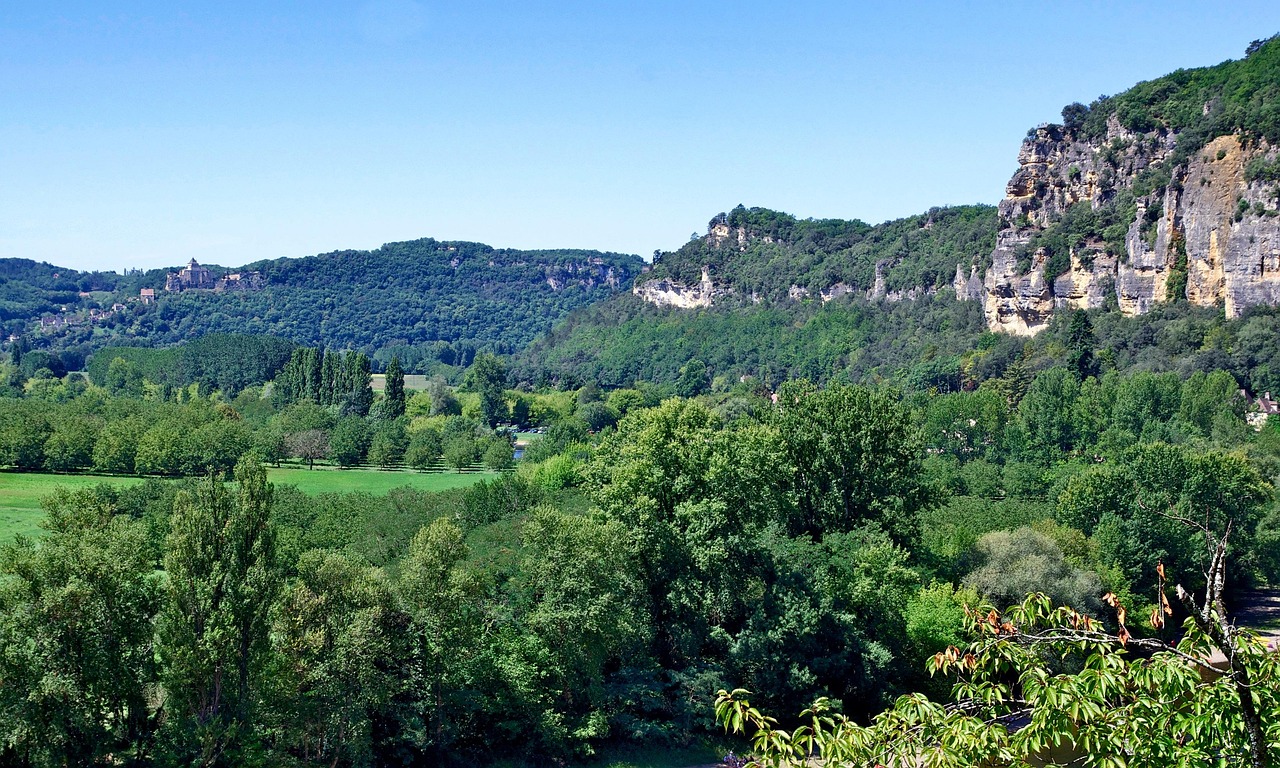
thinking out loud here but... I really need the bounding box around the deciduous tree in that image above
[771,380,931,543]
[383,356,406,418]
[0,487,159,765]
[157,458,278,766]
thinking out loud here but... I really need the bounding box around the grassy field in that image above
[0,467,495,543]
[370,373,431,392]
[265,466,496,495]
[0,472,145,542]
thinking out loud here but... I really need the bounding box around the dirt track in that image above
[1233,589,1280,638]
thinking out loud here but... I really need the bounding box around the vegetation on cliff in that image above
[1076,34,1280,151]
[639,204,996,301]
[1008,34,1280,292]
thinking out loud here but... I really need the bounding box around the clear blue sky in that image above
[3,2,1279,272]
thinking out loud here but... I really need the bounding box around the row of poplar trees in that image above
[272,347,375,416]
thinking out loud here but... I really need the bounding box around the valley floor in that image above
[0,466,497,542]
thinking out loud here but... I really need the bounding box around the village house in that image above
[1242,389,1280,429]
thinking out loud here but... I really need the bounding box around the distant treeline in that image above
[5,239,642,368]
[86,334,296,395]
[0,381,513,477]
[523,287,1280,398]
[272,346,374,415]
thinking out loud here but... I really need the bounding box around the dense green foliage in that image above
[9,239,641,372]
[718,590,1280,767]
[86,334,296,396]
[4,343,1280,765]
[1078,34,1280,150]
[272,346,374,416]
[523,290,990,388]
[525,281,1280,400]
[0,372,517,478]
[640,204,995,300]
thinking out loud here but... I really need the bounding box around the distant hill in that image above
[12,37,1280,387]
[0,259,122,327]
[520,36,1280,390]
[518,205,999,388]
[5,239,642,372]
[636,203,997,304]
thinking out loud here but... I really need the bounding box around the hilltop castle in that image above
[164,259,264,293]
[166,259,213,291]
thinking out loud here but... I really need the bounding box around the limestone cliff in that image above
[543,259,625,291]
[632,266,723,308]
[633,204,994,309]
[633,38,1280,323]
[970,123,1280,335]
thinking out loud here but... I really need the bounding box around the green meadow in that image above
[264,466,497,495]
[0,467,496,543]
[370,372,431,391]
[0,472,146,542]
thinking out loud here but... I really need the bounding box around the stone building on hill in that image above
[166,259,215,291]
[215,271,265,291]
[163,259,264,293]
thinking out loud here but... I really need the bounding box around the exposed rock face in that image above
[966,121,1280,334]
[1052,251,1116,311]
[543,260,626,291]
[984,246,1053,336]
[953,264,984,301]
[822,282,855,302]
[867,260,890,300]
[635,103,1280,325]
[633,266,722,308]
[1182,137,1280,316]
[708,222,776,249]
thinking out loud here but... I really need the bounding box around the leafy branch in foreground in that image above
[716,530,1280,768]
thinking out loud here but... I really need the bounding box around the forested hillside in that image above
[641,204,996,301]
[523,252,1280,400]
[6,239,642,372]
[227,239,640,352]
[526,36,1280,387]
[0,260,122,327]
[519,204,1000,386]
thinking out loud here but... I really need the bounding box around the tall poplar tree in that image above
[319,349,338,407]
[465,354,508,427]
[384,356,406,418]
[304,348,322,403]
[342,353,373,417]
[157,458,278,765]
